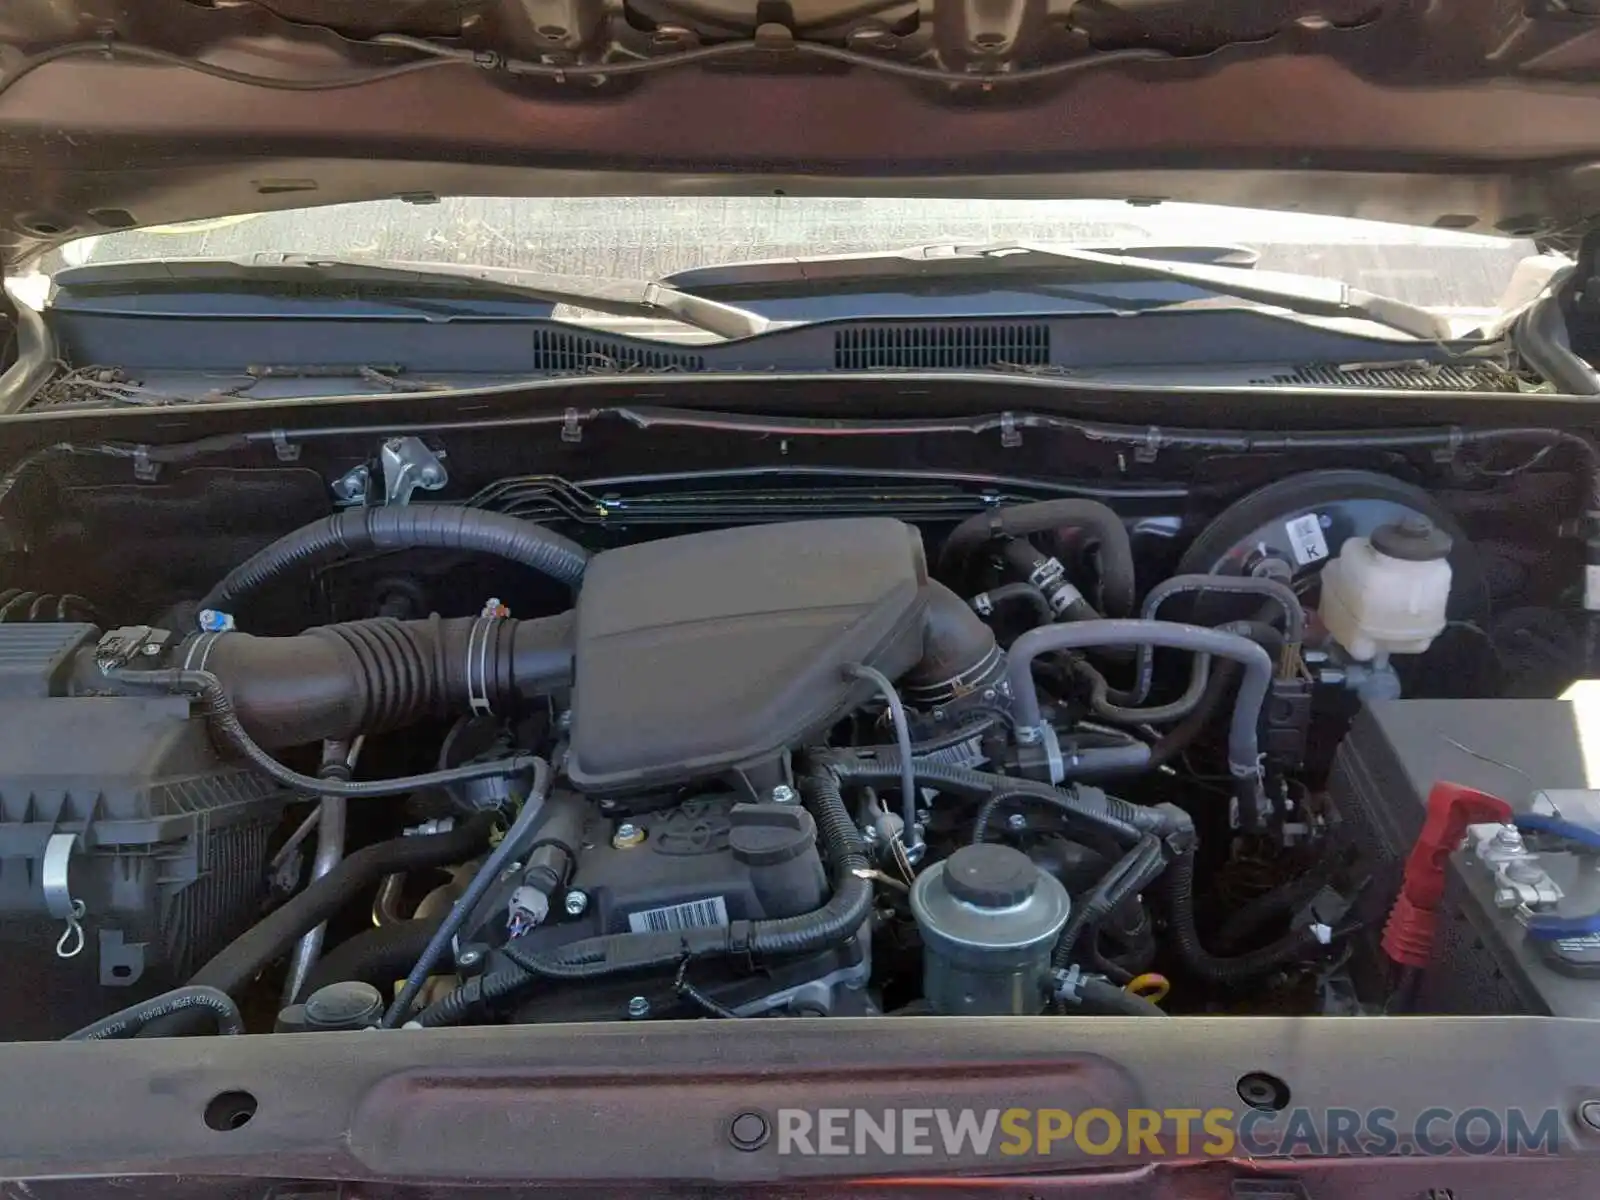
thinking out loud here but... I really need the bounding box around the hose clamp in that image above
[465,615,496,716]
[1040,722,1066,785]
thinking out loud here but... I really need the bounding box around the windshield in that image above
[53,197,1533,314]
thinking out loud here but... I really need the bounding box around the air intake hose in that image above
[199,505,589,614]
[165,611,573,747]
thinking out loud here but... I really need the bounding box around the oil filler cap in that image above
[304,980,384,1030]
[944,844,1039,908]
[1370,513,1453,562]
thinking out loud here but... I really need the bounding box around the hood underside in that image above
[4,0,1600,263]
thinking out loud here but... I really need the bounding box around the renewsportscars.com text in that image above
[771,1106,1562,1158]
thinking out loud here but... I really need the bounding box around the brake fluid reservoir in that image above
[1319,514,1453,661]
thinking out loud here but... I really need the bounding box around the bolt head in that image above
[419,466,441,485]
[1005,812,1028,833]
[140,642,162,657]
[563,890,588,916]
[457,947,482,968]
[770,784,798,805]
[618,822,638,838]
[627,995,650,1019]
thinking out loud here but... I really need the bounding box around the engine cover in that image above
[566,518,929,793]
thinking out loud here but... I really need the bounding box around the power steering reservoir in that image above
[910,843,1071,1015]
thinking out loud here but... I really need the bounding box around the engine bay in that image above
[1,401,1595,1039]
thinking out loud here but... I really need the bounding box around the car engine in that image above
[0,432,1591,1038]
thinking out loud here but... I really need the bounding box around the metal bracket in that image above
[561,408,584,444]
[380,437,448,506]
[999,412,1021,448]
[98,928,147,987]
[1430,426,1465,465]
[1134,426,1163,464]
[331,464,370,506]
[272,429,302,463]
[132,445,159,482]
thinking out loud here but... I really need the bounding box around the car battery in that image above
[1327,695,1600,1015]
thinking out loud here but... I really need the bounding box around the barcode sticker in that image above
[628,895,730,933]
[1284,514,1330,566]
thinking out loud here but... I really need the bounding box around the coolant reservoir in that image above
[1319,514,1453,661]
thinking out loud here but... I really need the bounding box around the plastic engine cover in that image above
[567,518,928,792]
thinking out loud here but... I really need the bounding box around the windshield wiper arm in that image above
[666,241,1453,342]
[53,255,772,341]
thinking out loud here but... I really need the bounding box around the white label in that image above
[1285,513,1330,567]
[1586,564,1600,611]
[628,895,729,933]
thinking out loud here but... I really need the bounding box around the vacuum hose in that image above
[199,504,589,614]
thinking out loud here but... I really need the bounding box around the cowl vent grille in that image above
[530,329,705,373]
[834,324,1050,370]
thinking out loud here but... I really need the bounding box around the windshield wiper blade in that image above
[666,241,1453,342]
[52,255,772,341]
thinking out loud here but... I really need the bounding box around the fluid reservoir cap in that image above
[303,980,384,1030]
[944,844,1039,908]
[729,803,817,867]
[1370,513,1453,562]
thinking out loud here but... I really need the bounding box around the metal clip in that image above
[1431,426,1465,465]
[271,429,302,463]
[43,833,86,958]
[561,408,584,444]
[999,412,1021,449]
[1134,427,1163,464]
[132,445,159,482]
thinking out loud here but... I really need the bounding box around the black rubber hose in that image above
[1052,835,1167,970]
[823,749,1176,843]
[137,813,495,1036]
[105,666,542,797]
[302,917,444,995]
[1215,855,1343,952]
[1146,619,1284,770]
[199,504,589,614]
[165,611,574,748]
[1075,655,1211,726]
[1060,975,1168,1017]
[1161,846,1323,984]
[971,581,1055,627]
[1001,540,1110,627]
[65,985,244,1040]
[938,500,1135,616]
